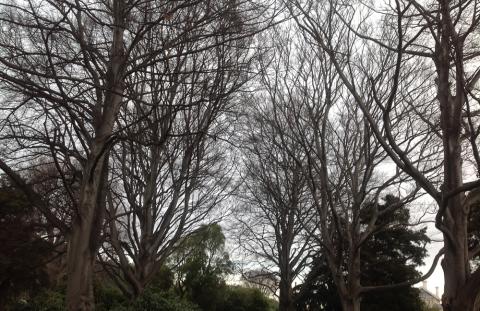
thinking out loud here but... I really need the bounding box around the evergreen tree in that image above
[296,195,430,311]
[170,224,233,311]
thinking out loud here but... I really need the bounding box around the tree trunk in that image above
[64,0,125,308]
[437,68,470,311]
[340,297,361,311]
[65,127,121,311]
[66,152,110,310]
[341,247,362,311]
[435,5,472,309]
[447,269,480,311]
[65,220,96,310]
[279,233,295,311]
[335,261,361,311]
[279,279,295,311]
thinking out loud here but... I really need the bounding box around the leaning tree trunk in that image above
[65,0,126,307]
[65,115,122,311]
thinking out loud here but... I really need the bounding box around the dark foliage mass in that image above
[0,185,54,308]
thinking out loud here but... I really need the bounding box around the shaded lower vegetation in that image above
[1,184,435,311]
[0,187,275,310]
[6,281,275,311]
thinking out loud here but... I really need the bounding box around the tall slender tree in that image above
[236,84,315,310]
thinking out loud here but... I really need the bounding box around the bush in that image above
[94,281,200,311]
[220,286,277,311]
[9,289,65,311]
[131,290,200,311]
[95,284,129,311]
[7,280,276,311]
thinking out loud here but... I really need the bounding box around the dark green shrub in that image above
[131,290,200,311]
[220,286,277,311]
[9,289,65,311]
[95,284,128,311]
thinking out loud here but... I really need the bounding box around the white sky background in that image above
[420,225,444,296]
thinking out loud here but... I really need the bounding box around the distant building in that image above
[241,269,278,297]
[418,281,442,310]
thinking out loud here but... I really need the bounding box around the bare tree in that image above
[245,24,441,310]
[0,0,273,308]
[287,0,480,309]
[235,70,315,310]
[101,24,251,297]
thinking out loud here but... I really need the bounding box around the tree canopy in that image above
[2,0,480,310]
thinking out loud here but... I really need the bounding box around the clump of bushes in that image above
[222,286,277,311]
[7,283,276,311]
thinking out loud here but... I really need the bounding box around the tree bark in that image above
[447,269,480,311]
[330,252,362,311]
[340,297,361,311]
[279,279,295,311]
[65,218,96,310]
[65,0,126,306]
[435,4,472,309]
[342,249,362,311]
[66,149,111,310]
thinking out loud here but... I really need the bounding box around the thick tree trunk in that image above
[278,279,295,311]
[65,136,120,310]
[340,297,361,311]
[66,152,110,310]
[447,269,480,311]
[340,246,362,311]
[65,220,96,310]
[435,5,472,309]
[334,252,362,311]
[440,122,469,311]
[439,74,469,311]
[64,0,126,308]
